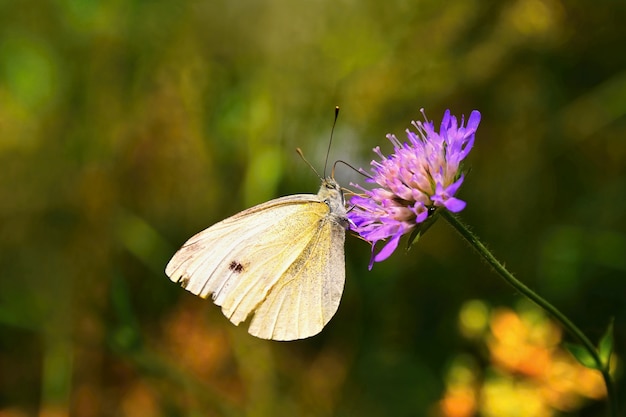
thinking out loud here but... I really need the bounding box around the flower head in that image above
[348,109,481,269]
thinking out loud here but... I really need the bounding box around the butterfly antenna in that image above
[333,159,374,180]
[296,148,322,180]
[324,106,340,178]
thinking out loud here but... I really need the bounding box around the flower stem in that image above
[440,210,618,417]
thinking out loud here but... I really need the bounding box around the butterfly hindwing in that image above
[248,212,345,340]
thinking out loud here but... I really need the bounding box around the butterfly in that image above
[165,176,348,341]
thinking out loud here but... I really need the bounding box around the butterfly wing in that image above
[165,193,346,341]
[248,212,345,340]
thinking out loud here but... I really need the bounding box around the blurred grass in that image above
[0,0,625,415]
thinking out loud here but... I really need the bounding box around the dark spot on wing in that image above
[179,276,190,288]
[229,261,244,273]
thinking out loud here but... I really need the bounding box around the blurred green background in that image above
[1,0,625,416]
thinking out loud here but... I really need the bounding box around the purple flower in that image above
[349,109,481,269]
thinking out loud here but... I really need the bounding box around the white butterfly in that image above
[165,177,348,341]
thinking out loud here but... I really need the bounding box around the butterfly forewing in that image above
[165,179,347,341]
[215,203,328,323]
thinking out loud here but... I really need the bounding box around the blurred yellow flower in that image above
[481,375,550,417]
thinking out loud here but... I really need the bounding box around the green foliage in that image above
[565,342,601,370]
[564,318,615,373]
[598,318,615,369]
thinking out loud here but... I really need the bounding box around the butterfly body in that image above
[165,178,347,341]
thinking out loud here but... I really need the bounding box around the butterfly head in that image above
[319,177,348,227]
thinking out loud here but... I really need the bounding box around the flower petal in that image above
[443,197,466,212]
[372,233,402,265]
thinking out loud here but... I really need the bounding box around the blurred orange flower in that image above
[436,301,616,417]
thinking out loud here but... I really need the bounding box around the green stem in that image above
[440,210,618,417]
